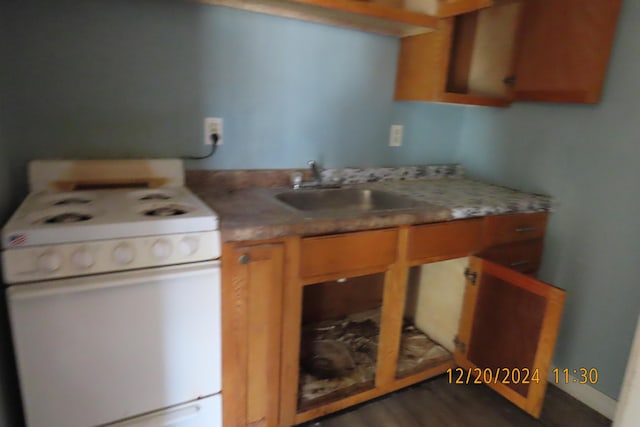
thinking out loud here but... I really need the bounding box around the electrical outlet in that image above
[389,124,403,147]
[204,117,223,145]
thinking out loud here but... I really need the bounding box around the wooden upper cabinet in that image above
[195,0,492,37]
[404,0,493,18]
[396,0,621,106]
[455,257,566,418]
[513,0,622,103]
[395,0,525,107]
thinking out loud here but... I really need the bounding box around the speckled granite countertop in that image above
[187,165,551,242]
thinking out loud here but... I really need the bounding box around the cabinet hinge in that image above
[453,335,467,353]
[503,75,517,86]
[464,268,478,285]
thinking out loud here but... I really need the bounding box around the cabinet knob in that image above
[238,253,251,264]
[515,226,537,233]
[510,260,531,268]
[503,75,517,86]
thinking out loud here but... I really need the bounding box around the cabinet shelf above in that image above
[195,0,492,37]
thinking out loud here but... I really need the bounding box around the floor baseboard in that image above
[548,366,617,420]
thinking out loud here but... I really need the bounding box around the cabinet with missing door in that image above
[404,214,564,417]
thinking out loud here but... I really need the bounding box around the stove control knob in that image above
[113,244,135,265]
[37,251,63,273]
[71,249,94,270]
[151,239,172,260]
[178,237,199,257]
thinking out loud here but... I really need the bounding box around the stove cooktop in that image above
[2,187,219,249]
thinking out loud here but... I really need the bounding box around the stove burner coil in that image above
[139,194,171,201]
[44,213,93,224]
[143,206,188,217]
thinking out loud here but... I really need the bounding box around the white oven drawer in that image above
[7,262,221,427]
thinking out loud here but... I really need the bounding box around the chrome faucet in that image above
[290,160,341,190]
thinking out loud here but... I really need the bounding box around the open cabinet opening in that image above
[298,273,385,412]
[396,258,467,378]
[445,0,522,99]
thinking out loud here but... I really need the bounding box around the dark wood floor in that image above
[298,376,611,427]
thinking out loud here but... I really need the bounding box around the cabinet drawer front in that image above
[300,229,398,279]
[480,239,544,274]
[408,219,483,263]
[484,213,548,246]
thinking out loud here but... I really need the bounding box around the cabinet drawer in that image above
[300,229,398,279]
[480,239,544,274]
[483,212,548,246]
[408,219,483,264]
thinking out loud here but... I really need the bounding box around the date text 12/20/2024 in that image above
[447,368,599,385]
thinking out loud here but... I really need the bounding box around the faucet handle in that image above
[290,172,303,189]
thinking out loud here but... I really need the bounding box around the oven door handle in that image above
[8,261,220,301]
[105,399,207,426]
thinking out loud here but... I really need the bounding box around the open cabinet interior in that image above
[445,0,523,99]
[277,218,566,425]
[298,273,385,412]
[399,253,566,418]
[297,261,466,412]
[395,0,523,106]
[397,258,467,378]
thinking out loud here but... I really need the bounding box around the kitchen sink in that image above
[275,188,419,212]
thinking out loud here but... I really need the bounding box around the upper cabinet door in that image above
[513,0,622,103]
[455,257,566,418]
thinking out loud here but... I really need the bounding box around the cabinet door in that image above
[455,256,565,418]
[223,243,285,427]
[514,0,622,103]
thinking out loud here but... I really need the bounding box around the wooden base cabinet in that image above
[221,213,565,426]
[222,242,285,427]
[405,215,565,418]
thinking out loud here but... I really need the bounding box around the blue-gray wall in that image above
[456,0,638,400]
[5,0,463,183]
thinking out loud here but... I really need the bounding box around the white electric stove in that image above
[2,159,223,427]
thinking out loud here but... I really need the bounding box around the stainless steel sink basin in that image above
[275,188,419,212]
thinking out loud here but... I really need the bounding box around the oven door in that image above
[7,261,221,427]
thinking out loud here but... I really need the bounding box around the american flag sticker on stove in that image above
[8,234,27,246]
